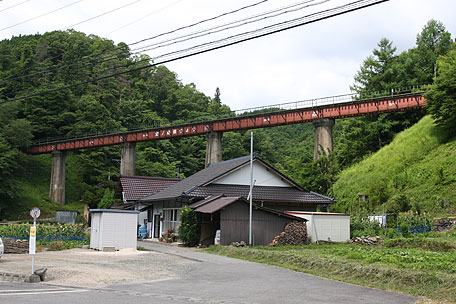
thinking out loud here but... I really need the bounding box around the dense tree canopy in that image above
[426,48,456,128]
[0,30,232,213]
[0,19,453,218]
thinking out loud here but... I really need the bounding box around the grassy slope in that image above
[3,153,85,221]
[333,116,456,215]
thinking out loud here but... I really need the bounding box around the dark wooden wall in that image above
[220,201,294,246]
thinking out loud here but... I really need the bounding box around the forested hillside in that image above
[0,20,455,219]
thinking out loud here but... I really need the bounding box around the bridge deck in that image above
[27,92,426,154]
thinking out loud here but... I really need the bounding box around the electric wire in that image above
[0,0,389,105]
[129,0,270,47]
[62,0,143,30]
[130,0,327,54]
[105,0,186,35]
[0,0,84,32]
[0,0,272,85]
[1,0,325,86]
[0,0,33,14]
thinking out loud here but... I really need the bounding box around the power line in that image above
[0,0,83,32]
[129,0,270,46]
[62,0,143,31]
[131,0,327,54]
[0,0,390,105]
[0,0,274,85]
[0,0,33,14]
[105,0,186,36]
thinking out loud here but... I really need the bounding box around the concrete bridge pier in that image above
[50,151,67,205]
[121,142,136,176]
[205,131,222,167]
[313,118,335,160]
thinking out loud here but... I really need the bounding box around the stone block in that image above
[25,274,41,283]
[102,246,116,252]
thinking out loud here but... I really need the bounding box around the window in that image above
[162,208,180,234]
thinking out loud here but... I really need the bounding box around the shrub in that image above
[178,206,200,246]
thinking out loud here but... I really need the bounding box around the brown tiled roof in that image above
[117,176,181,201]
[187,184,336,204]
[139,154,335,205]
[140,155,253,202]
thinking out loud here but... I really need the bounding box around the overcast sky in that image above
[1,0,455,110]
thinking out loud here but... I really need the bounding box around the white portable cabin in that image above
[89,209,139,250]
[286,211,350,243]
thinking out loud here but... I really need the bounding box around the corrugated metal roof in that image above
[190,196,241,213]
[187,184,336,204]
[118,176,181,201]
[189,196,308,221]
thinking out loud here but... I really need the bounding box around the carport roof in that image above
[189,195,307,221]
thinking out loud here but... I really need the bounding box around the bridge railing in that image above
[29,86,428,147]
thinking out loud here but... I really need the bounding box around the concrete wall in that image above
[121,142,136,176]
[49,151,66,205]
[313,118,335,160]
[205,131,222,167]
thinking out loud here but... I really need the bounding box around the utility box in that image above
[56,210,79,224]
[89,209,139,251]
[286,211,350,243]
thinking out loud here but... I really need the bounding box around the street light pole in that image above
[249,131,253,246]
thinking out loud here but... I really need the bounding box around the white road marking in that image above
[0,289,88,296]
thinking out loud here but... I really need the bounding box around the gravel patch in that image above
[0,248,198,288]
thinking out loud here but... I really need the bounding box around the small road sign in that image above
[30,207,41,219]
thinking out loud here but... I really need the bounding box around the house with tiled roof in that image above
[113,176,181,227]
[137,154,336,242]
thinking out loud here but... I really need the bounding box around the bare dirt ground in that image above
[0,248,197,288]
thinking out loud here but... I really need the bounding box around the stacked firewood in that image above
[434,218,455,231]
[270,221,307,246]
[2,238,29,254]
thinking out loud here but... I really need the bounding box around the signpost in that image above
[29,207,40,274]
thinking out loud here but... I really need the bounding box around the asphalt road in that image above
[0,241,417,304]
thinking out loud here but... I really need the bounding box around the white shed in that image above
[89,209,139,250]
[285,211,350,243]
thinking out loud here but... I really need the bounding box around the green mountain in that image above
[332,115,456,215]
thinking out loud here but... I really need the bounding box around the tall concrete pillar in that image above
[313,118,335,160]
[121,142,136,176]
[205,131,222,167]
[50,150,67,205]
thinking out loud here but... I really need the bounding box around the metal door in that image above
[153,214,160,238]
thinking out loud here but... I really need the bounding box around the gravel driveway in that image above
[0,247,197,288]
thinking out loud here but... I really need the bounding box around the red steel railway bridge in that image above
[28,91,426,204]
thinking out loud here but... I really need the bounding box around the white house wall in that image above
[213,162,290,187]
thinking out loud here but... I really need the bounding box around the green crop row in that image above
[0,224,87,239]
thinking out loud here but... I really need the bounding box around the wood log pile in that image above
[270,221,307,246]
[2,238,29,254]
[349,236,380,245]
[433,218,455,232]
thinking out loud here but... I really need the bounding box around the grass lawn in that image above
[204,232,456,303]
